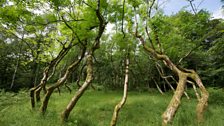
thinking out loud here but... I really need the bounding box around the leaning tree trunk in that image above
[110,57,129,126]
[135,34,209,125]
[189,71,209,123]
[162,71,187,125]
[30,43,72,108]
[61,0,106,122]
[61,55,93,121]
[39,47,85,114]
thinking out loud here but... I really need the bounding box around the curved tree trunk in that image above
[135,34,209,125]
[60,0,106,122]
[162,72,187,126]
[30,43,72,108]
[189,71,209,123]
[39,47,86,114]
[61,0,106,121]
[110,57,129,126]
[61,55,93,121]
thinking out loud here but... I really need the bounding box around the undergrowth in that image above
[0,87,223,126]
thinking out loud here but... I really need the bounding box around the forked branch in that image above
[134,29,208,125]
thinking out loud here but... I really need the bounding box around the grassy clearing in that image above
[0,88,224,126]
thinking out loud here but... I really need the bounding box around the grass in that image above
[0,88,224,126]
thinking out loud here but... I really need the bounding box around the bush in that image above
[208,88,224,106]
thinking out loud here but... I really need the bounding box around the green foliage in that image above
[208,88,224,106]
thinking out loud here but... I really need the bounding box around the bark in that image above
[30,88,36,108]
[35,87,42,102]
[162,73,187,126]
[40,47,85,114]
[110,57,129,126]
[189,71,209,123]
[30,84,42,108]
[40,87,54,113]
[61,55,93,121]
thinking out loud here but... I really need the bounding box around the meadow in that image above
[0,88,224,126]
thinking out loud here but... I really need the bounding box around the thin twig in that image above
[187,80,201,101]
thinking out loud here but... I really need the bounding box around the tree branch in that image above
[148,0,156,18]
[121,0,126,38]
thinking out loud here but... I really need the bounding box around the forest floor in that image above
[0,87,224,126]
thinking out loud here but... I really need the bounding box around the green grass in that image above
[0,88,224,126]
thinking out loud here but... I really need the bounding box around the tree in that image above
[120,0,209,125]
[61,0,107,121]
[1,0,219,125]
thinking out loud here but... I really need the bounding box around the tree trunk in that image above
[30,88,36,108]
[40,86,55,113]
[135,34,209,125]
[61,0,106,121]
[30,42,73,108]
[10,57,19,89]
[61,55,93,121]
[39,48,85,114]
[189,72,209,123]
[30,68,48,108]
[162,72,187,126]
[35,87,42,102]
[110,57,129,126]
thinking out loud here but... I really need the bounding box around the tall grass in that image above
[0,88,223,126]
